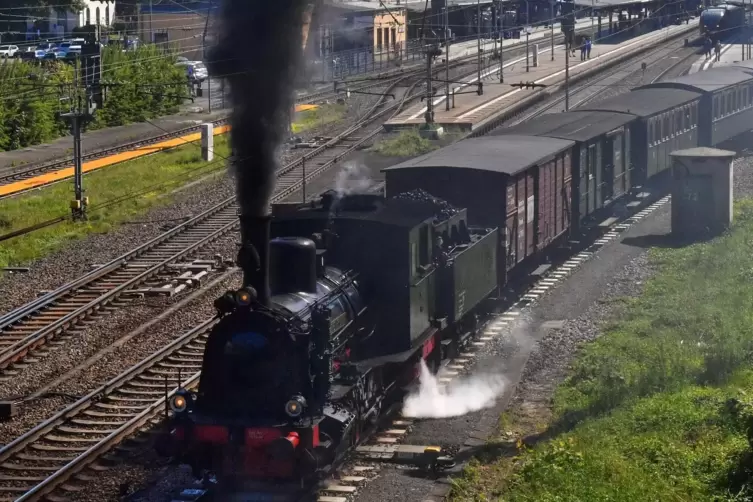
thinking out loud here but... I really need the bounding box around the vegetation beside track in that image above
[0,46,186,152]
[291,103,346,134]
[449,200,753,502]
[0,135,230,269]
[370,129,438,157]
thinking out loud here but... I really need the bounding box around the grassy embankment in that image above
[0,135,231,269]
[450,200,753,502]
[0,102,347,269]
[370,129,438,157]
[291,104,346,134]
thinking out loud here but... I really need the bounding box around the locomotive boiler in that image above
[158,190,499,488]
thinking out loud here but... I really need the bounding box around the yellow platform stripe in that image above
[295,103,320,112]
[0,125,231,198]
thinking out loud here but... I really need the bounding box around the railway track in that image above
[0,28,595,199]
[504,37,701,127]
[0,30,699,501]
[0,72,423,381]
[0,318,214,502]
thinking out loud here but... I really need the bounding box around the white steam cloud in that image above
[402,359,507,419]
[334,161,374,197]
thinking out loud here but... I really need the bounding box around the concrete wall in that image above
[136,9,209,61]
[29,0,115,39]
[373,9,407,51]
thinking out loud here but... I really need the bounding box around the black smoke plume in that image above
[207,0,308,217]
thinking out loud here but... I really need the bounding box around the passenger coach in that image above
[580,88,702,186]
[637,66,753,147]
[383,135,573,285]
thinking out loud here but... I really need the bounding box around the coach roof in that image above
[579,88,702,117]
[383,135,574,176]
[493,110,635,142]
[636,66,753,93]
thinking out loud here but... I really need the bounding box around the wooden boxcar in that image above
[580,88,702,186]
[383,135,573,286]
[492,110,637,233]
[637,66,753,147]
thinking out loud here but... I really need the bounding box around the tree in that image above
[0,0,86,36]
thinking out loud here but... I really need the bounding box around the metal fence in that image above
[302,41,430,82]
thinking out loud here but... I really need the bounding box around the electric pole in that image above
[525,0,530,72]
[477,0,483,93]
[445,6,450,111]
[62,58,94,221]
[551,0,555,61]
[149,0,154,43]
[425,43,441,124]
[499,0,505,83]
[565,39,570,110]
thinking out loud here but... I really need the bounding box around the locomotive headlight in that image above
[169,391,192,413]
[284,395,306,418]
[235,288,255,306]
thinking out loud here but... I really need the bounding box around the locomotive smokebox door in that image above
[670,147,735,242]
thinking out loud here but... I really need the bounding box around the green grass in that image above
[449,199,753,502]
[291,104,346,134]
[370,129,439,157]
[0,135,230,269]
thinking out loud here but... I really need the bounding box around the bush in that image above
[0,46,188,152]
[92,45,187,128]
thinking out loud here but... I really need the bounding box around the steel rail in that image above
[0,72,416,373]
[0,319,214,501]
[0,76,422,502]
[0,28,591,197]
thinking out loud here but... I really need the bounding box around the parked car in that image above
[176,60,208,83]
[34,42,53,59]
[0,45,19,58]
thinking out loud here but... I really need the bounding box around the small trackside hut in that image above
[383,135,573,287]
[492,111,637,234]
[580,88,702,186]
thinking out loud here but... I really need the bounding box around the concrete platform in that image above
[689,42,753,74]
[385,22,697,132]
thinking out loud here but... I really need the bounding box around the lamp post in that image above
[551,0,555,60]
[500,0,505,83]
[477,0,483,89]
[524,0,530,72]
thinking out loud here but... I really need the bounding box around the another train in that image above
[157,61,753,491]
[699,3,745,41]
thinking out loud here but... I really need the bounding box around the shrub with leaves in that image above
[92,45,188,128]
[0,45,188,152]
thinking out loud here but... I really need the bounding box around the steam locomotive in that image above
[159,191,498,488]
[158,61,753,491]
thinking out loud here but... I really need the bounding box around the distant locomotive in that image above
[699,4,745,41]
[158,62,753,492]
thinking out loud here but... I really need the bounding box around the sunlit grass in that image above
[0,135,231,269]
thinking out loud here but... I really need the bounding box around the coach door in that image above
[610,128,626,199]
[623,126,632,193]
[579,143,599,219]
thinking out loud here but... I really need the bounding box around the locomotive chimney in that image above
[238,214,271,307]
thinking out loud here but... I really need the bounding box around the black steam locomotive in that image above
[159,61,753,490]
[160,190,498,486]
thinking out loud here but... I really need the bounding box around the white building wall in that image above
[31,0,117,39]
